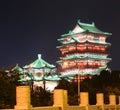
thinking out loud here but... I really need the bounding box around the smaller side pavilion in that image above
[6,64,24,80]
[21,54,61,91]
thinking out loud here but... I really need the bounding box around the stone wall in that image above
[12,86,120,110]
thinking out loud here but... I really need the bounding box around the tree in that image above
[55,78,70,90]
[0,68,16,108]
[31,87,52,106]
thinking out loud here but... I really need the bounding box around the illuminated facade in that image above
[57,20,112,80]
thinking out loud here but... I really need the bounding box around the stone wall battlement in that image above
[10,86,120,110]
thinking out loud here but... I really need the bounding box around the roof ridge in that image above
[77,19,95,27]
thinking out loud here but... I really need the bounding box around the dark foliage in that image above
[0,68,16,109]
[31,87,53,107]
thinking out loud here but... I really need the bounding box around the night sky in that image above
[0,0,120,70]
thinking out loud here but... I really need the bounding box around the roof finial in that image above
[92,22,95,26]
[38,54,42,59]
[77,19,80,24]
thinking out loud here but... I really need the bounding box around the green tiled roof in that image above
[57,37,66,41]
[56,38,111,49]
[61,20,112,37]
[24,54,55,69]
[77,20,112,35]
[18,77,31,82]
[61,30,74,37]
[57,55,111,63]
[61,30,86,37]
[44,76,61,81]
[11,64,23,74]
[19,75,61,81]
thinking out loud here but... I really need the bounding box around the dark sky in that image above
[0,0,120,70]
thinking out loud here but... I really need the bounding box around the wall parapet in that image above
[11,86,120,110]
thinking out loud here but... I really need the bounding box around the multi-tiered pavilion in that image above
[20,54,61,91]
[57,20,112,81]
